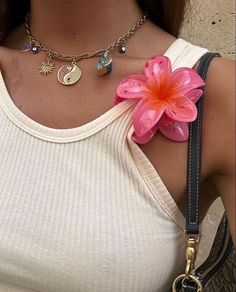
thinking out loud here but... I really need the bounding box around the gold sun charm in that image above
[38,61,55,75]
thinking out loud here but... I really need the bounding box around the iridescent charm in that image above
[20,43,32,52]
[97,50,112,76]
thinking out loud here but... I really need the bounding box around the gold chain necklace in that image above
[21,13,148,86]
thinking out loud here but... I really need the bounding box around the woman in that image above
[0,0,235,291]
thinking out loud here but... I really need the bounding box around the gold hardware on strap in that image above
[185,238,198,275]
[183,231,200,277]
[172,274,203,292]
[172,231,202,291]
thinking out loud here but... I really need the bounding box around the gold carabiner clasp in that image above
[185,239,197,275]
[184,231,200,277]
[171,231,202,291]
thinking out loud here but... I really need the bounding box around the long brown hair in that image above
[0,0,189,43]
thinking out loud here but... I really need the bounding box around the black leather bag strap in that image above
[186,51,221,236]
[170,52,222,292]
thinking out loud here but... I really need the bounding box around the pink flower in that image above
[113,56,205,144]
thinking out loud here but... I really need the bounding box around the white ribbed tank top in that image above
[0,38,209,292]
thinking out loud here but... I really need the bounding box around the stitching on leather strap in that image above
[186,52,222,232]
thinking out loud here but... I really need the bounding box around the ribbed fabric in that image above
[0,38,208,292]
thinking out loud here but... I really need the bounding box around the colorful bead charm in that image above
[97,51,112,76]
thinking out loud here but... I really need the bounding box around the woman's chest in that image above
[3,66,215,224]
[2,52,216,224]
[0,130,186,291]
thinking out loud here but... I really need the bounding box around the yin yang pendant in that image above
[57,62,82,86]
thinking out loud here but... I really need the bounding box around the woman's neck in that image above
[4,0,175,60]
[27,0,144,54]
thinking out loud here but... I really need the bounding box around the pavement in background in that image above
[181,0,235,59]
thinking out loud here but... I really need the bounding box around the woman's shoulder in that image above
[202,56,235,175]
[0,45,15,68]
[0,43,11,55]
[0,45,7,62]
[204,55,235,246]
[0,46,15,82]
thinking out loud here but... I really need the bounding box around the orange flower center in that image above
[146,79,173,109]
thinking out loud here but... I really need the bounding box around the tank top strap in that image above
[164,38,209,69]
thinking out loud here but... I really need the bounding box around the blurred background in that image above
[180,0,235,265]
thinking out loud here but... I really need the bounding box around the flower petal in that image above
[165,96,197,122]
[185,89,203,103]
[144,56,172,84]
[169,68,205,97]
[116,74,149,99]
[158,114,189,141]
[113,95,126,106]
[132,99,164,137]
[132,123,159,144]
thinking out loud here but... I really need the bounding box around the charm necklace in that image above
[21,13,148,86]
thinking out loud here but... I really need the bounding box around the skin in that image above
[0,0,235,248]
